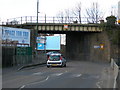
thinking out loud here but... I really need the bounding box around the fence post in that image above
[53,17,55,23]
[45,14,46,23]
[21,17,22,24]
[30,16,32,23]
[25,16,27,23]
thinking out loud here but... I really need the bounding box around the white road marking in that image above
[96,82,101,89]
[19,85,25,90]
[40,76,50,83]
[52,73,63,76]
[72,74,82,78]
[19,72,66,89]
[32,72,42,75]
[19,76,50,89]
[76,74,82,77]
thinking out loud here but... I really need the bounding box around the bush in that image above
[106,16,117,25]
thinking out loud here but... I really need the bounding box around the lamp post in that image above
[44,36,46,53]
[35,0,39,56]
[37,0,39,32]
[36,0,39,37]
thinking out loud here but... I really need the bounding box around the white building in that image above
[118,1,120,19]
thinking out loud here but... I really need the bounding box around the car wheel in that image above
[64,64,66,67]
[60,64,63,68]
[47,66,50,68]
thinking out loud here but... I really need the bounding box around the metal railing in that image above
[1,16,102,25]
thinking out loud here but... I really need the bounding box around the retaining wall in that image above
[111,58,120,89]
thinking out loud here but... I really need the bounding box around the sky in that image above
[0,0,120,22]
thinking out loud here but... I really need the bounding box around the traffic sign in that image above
[100,44,104,49]
[94,45,100,48]
[64,25,68,29]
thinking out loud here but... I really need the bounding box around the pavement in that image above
[99,66,115,88]
[18,59,46,71]
[2,58,47,75]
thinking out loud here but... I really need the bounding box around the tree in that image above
[64,9,71,23]
[106,15,116,25]
[56,11,64,23]
[56,2,103,24]
[85,2,103,24]
[56,9,75,23]
[72,2,82,23]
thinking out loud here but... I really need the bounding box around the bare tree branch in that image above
[85,2,103,24]
[73,2,82,23]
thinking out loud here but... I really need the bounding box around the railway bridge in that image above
[2,16,110,62]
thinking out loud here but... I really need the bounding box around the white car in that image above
[47,53,66,68]
[46,51,59,56]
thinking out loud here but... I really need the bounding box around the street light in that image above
[34,0,39,56]
[37,0,39,36]
[44,36,47,53]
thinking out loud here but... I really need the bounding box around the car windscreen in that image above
[49,55,60,61]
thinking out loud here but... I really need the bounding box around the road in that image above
[2,61,113,88]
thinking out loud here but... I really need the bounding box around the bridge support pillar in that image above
[66,31,110,62]
[66,32,91,61]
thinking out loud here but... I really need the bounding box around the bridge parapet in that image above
[1,16,104,32]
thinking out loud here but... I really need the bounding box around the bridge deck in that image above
[4,23,103,32]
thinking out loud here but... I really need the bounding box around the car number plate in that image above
[52,64,57,66]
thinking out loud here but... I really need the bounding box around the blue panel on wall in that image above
[46,36,60,50]
[37,43,45,50]
[37,36,60,50]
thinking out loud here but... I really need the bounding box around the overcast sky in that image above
[0,0,120,22]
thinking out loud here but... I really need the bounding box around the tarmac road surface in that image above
[2,61,114,89]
